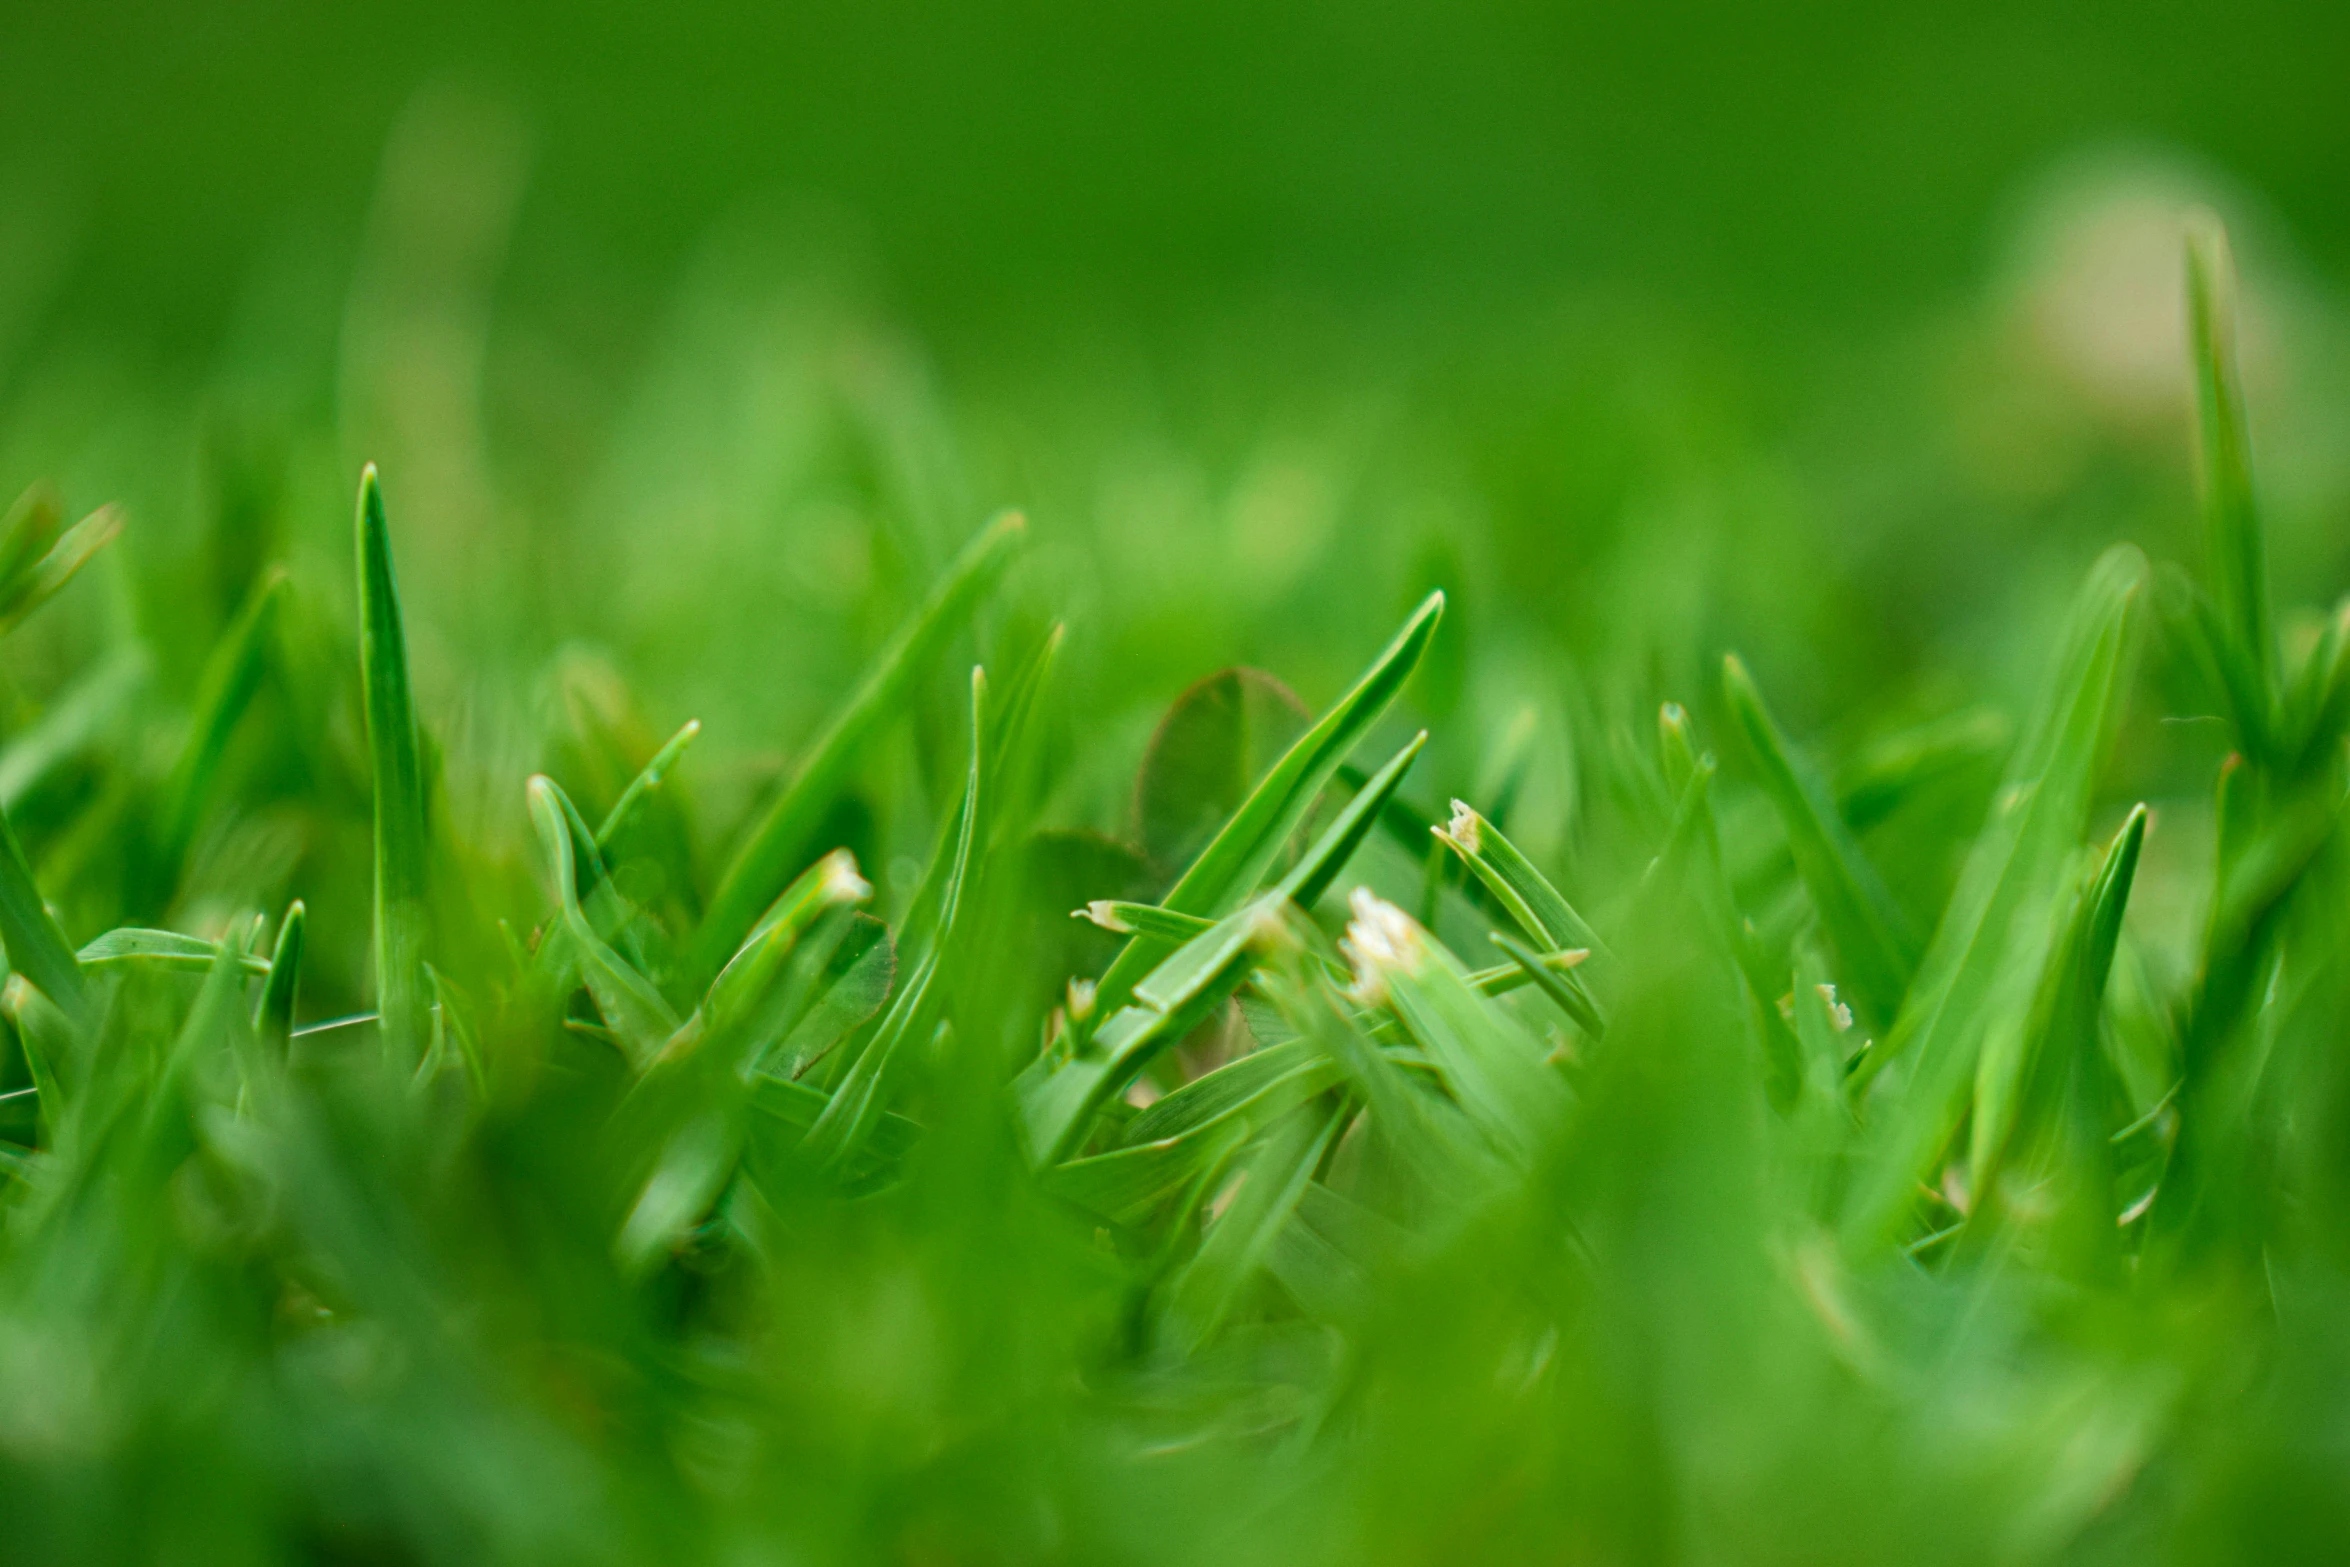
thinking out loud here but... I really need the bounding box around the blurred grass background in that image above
[6,0,2348,984]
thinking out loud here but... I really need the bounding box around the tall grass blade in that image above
[695,511,1023,975]
[803,666,987,1169]
[0,803,85,1027]
[1968,804,2146,1218]
[1722,653,1917,1027]
[2185,213,2275,753]
[356,465,432,1062]
[154,567,286,867]
[1841,545,2145,1247]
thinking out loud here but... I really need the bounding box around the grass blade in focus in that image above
[1085,592,1443,1021]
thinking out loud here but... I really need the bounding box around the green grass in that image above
[0,215,2348,1566]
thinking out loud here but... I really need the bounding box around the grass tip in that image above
[1076,901,1131,934]
[817,847,872,905]
[1436,799,1482,855]
[1340,887,1423,1004]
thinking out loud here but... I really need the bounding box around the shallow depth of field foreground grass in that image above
[3,215,2350,1565]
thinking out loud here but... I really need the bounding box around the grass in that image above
[0,216,2346,1565]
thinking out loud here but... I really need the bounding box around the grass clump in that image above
[1,220,2348,1565]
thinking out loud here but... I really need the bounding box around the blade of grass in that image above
[595,718,701,852]
[528,775,681,1068]
[1721,653,1917,1028]
[1968,805,2146,1232]
[76,928,272,976]
[356,466,431,1063]
[0,802,85,1027]
[694,511,1023,976]
[2185,213,2275,755]
[1841,545,2145,1249]
[153,568,287,868]
[253,901,305,1052]
[1432,797,1607,959]
[803,667,987,1169]
[1489,930,1603,1038]
[1157,1098,1344,1353]
[1019,731,1430,1162]
[1086,592,1443,1021]
[1048,1041,1342,1225]
[0,493,121,639]
[1076,901,1216,942]
[0,651,146,810]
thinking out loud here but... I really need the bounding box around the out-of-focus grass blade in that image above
[528,775,680,1068]
[771,916,894,1079]
[1118,1038,1335,1148]
[1722,653,1917,1028]
[0,651,146,810]
[2147,784,2341,1259]
[695,511,1023,977]
[593,716,704,935]
[141,925,254,1169]
[3,977,72,1136]
[693,849,871,1048]
[1489,931,1603,1038]
[153,567,286,867]
[254,901,305,1052]
[1348,891,1566,1166]
[1650,705,1809,1107]
[748,1072,920,1171]
[1431,797,1605,958]
[1969,805,2146,1213]
[0,485,66,594]
[1842,545,2145,1248]
[803,667,986,1169]
[1087,592,1443,1021]
[2185,213,2276,754]
[356,466,432,1063]
[1157,1098,1344,1353]
[595,717,700,852]
[1048,1041,1340,1225]
[77,927,272,976]
[0,802,85,1027]
[0,488,121,639]
[1263,934,1491,1197]
[2280,599,2350,773]
[1833,708,2012,833]
[1021,900,1268,1164]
